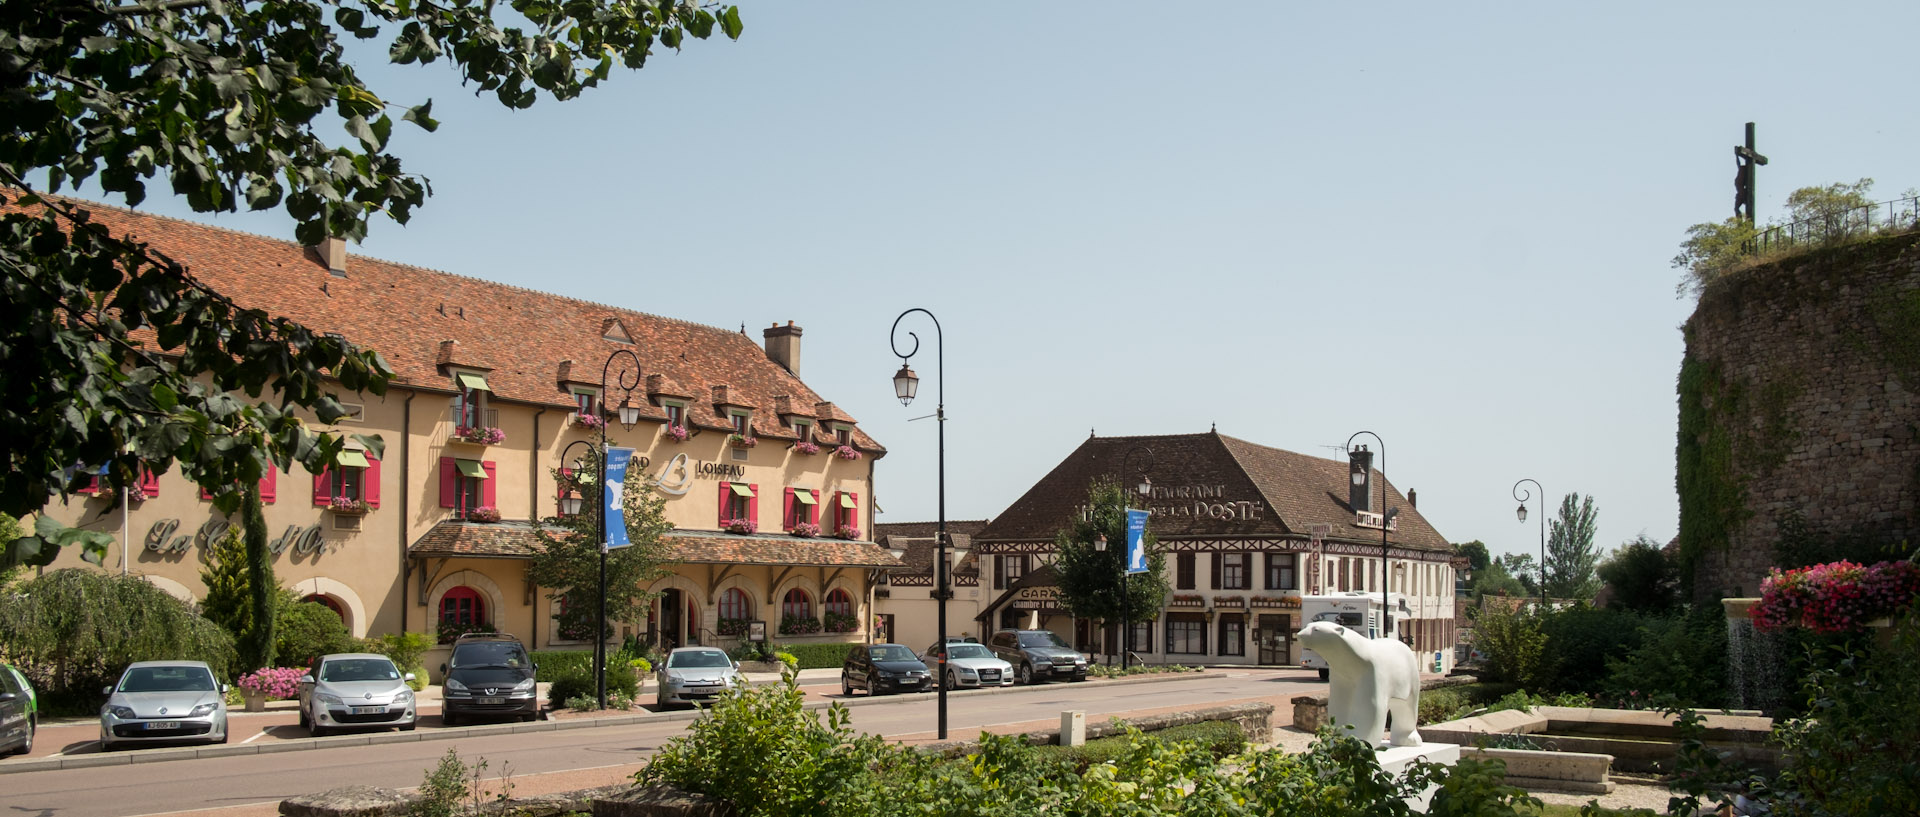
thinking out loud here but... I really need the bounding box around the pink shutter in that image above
[313,468,332,506]
[438,457,457,508]
[364,457,380,509]
[481,461,497,508]
[848,491,859,534]
[137,469,160,498]
[260,469,277,505]
[201,485,214,500]
[748,484,759,527]
[808,491,820,526]
[718,482,731,526]
[783,488,794,530]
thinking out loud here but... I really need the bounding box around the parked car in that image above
[988,629,1089,685]
[921,641,1013,690]
[299,653,417,737]
[655,647,740,709]
[1,663,37,756]
[440,632,539,725]
[842,643,933,696]
[98,661,228,750]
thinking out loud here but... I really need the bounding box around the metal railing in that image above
[1750,194,1920,255]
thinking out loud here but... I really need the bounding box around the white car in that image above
[921,641,1014,689]
[99,661,229,750]
[655,647,740,709]
[298,653,417,737]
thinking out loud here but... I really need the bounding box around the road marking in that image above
[241,728,270,744]
[46,740,101,758]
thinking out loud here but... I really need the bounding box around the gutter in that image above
[400,391,415,636]
[529,406,548,649]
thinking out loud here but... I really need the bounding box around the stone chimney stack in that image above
[1407,489,1417,509]
[1348,446,1374,513]
[763,321,802,376]
[314,237,347,277]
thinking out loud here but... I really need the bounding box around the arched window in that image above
[823,588,853,618]
[718,588,752,621]
[781,588,812,620]
[440,586,485,629]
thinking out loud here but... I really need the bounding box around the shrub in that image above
[778,642,855,669]
[1537,605,1645,694]
[1767,601,1920,815]
[1602,604,1728,710]
[773,652,798,672]
[274,601,355,668]
[1041,719,1248,770]
[363,631,436,673]
[1473,601,1549,688]
[236,667,305,699]
[547,663,639,710]
[530,649,594,682]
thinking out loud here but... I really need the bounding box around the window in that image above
[785,488,818,530]
[440,586,485,629]
[833,424,851,445]
[1000,554,1028,588]
[727,485,752,522]
[663,401,686,429]
[452,372,490,428]
[1219,614,1245,656]
[439,457,494,513]
[574,390,598,416]
[314,450,378,507]
[1165,613,1207,655]
[781,588,812,620]
[1220,553,1248,590]
[790,418,812,440]
[1266,553,1297,590]
[824,588,853,618]
[718,588,751,621]
[1176,552,1196,590]
[719,482,757,529]
[1129,620,1154,653]
[729,411,751,436]
[834,491,860,533]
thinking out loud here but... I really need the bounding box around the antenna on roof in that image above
[740,322,746,334]
[1211,422,1216,432]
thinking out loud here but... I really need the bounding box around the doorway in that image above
[1258,614,1291,664]
[660,588,683,650]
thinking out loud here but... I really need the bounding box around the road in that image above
[5,668,1322,817]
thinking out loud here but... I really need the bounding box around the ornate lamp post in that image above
[556,348,643,710]
[1512,479,1546,608]
[889,307,947,740]
[1346,431,1395,636]
[1097,445,1154,669]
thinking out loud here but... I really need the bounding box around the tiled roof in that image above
[409,521,544,558]
[16,196,884,454]
[408,522,904,568]
[973,431,1450,551]
[875,520,989,582]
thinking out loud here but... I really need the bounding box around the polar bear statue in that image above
[1297,621,1422,747]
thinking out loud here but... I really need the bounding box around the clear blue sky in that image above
[122,2,1920,561]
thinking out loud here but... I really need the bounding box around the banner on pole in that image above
[1124,508,1150,574]
[604,447,634,549]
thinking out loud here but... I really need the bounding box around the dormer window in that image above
[452,372,491,428]
[789,418,812,440]
[730,411,751,436]
[833,424,851,446]
[573,390,599,416]
[663,400,686,429]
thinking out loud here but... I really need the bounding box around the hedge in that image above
[531,650,594,682]
[779,642,857,670]
[1038,720,1248,770]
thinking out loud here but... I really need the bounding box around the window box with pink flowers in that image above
[571,412,605,431]
[791,441,820,456]
[723,518,757,535]
[329,497,370,515]
[1752,559,1920,634]
[452,425,506,445]
[727,433,757,449]
[466,506,502,523]
[662,424,690,442]
[834,445,861,461]
[834,524,861,541]
[789,521,821,538]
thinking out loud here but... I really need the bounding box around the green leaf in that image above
[721,7,744,40]
[401,100,439,132]
[152,382,179,411]
[351,433,386,462]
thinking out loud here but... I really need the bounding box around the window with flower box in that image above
[663,400,686,429]
[832,491,860,538]
[832,424,851,446]
[784,488,819,533]
[781,588,812,620]
[790,418,812,439]
[718,482,758,532]
[201,470,280,504]
[439,457,495,515]
[451,372,490,428]
[439,586,487,642]
[729,411,750,436]
[574,390,598,416]
[718,588,752,621]
[1217,552,1249,590]
[822,588,856,631]
[313,450,380,510]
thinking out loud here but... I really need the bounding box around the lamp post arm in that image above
[1512,479,1545,608]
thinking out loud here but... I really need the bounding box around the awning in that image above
[729,482,755,497]
[336,450,370,468]
[456,372,491,392]
[455,459,488,479]
[792,490,816,505]
[838,493,856,509]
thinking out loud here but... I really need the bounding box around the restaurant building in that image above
[34,200,901,676]
[871,520,989,649]
[970,431,1460,670]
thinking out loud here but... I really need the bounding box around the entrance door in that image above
[660,589,683,650]
[1258,614,1290,664]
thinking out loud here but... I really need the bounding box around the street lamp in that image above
[1111,445,1154,670]
[889,307,948,740]
[1512,479,1546,608]
[556,348,643,710]
[1346,432,1392,636]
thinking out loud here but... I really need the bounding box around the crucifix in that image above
[1734,121,1768,222]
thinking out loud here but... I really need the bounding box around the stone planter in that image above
[736,660,784,674]
[1721,597,1760,620]
[242,689,268,712]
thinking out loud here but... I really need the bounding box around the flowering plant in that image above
[663,424,690,442]
[778,615,822,635]
[789,521,820,538]
[329,497,369,513]
[823,611,860,633]
[454,425,506,445]
[834,524,861,540]
[727,433,757,449]
[571,412,604,430]
[723,517,757,534]
[791,441,820,455]
[1169,594,1205,606]
[438,618,493,644]
[1752,559,1920,633]
[237,667,305,700]
[834,445,861,461]
[466,506,502,523]
[716,617,751,637]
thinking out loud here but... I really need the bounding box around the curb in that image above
[0,670,1215,776]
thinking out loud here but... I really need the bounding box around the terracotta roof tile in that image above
[664,532,904,568]
[875,520,989,582]
[408,521,544,558]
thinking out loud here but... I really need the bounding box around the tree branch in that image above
[105,0,211,17]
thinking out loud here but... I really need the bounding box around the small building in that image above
[872,520,989,649]
[970,431,1460,670]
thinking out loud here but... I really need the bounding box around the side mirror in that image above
[403,672,417,683]
[221,684,230,693]
[299,675,315,685]
[0,692,16,703]
[439,663,448,674]
[532,662,539,672]
[102,686,113,696]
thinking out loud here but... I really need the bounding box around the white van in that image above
[1298,591,1408,681]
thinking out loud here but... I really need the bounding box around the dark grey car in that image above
[988,629,1089,685]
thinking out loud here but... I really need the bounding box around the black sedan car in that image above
[841,643,933,696]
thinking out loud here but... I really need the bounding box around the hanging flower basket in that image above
[1752,559,1920,634]
[453,425,506,445]
[791,441,820,455]
[834,525,861,540]
[727,433,758,449]
[466,506,502,523]
[834,445,862,461]
[329,497,370,515]
[662,424,690,442]
[571,413,605,430]
[789,521,821,538]
[724,518,757,535]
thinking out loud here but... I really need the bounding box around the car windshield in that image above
[320,658,401,683]
[450,642,529,669]
[118,666,215,693]
[1314,611,1366,628]
[1017,631,1070,649]
[667,651,731,669]
[947,644,992,660]
[869,645,918,662]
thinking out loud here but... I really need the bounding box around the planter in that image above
[450,426,506,446]
[727,433,757,449]
[737,660,784,674]
[1721,597,1760,621]
[242,689,267,712]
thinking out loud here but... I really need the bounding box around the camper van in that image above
[1298,592,1410,681]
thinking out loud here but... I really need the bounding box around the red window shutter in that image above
[137,469,160,498]
[261,469,278,505]
[782,488,794,529]
[364,457,380,509]
[481,461,497,508]
[313,468,332,507]
[747,484,759,527]
[718,482,731,526]
[847,491,859,532]
[808,490,820,526]
[438,457,457,508]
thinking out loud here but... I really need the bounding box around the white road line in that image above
[241,728,271,744]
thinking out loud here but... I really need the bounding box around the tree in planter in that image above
[1052,479,1170,662]
[529,455,674,645]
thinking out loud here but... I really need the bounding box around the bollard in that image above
[1060,710,1086,747]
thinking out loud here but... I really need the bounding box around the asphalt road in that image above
[5,668,1322,817]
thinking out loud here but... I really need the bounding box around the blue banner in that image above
[1124,508,1150,574]
[604,447,634,549]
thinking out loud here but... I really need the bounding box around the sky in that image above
[114,2,1920,561]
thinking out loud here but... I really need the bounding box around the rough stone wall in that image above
[1681,232,1920,600]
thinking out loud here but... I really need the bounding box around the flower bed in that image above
[791,441,820,455]
[834,445,861,461]
[778,615,822,636]
[1752,559,1920,633]
[466,506,502,523]
[453,425,506,445]
[237,667,305,700]
[789,521,820,538]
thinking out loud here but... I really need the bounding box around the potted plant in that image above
[833,445,861,461]
[1752,559,1920,634]
[662,424,690,442]
[727,432,757,449]
[466,506,502,523]
[453,425,506,445]
[789,521,820,538]
[791,440,820,455]
[723,517,757,535]
[438,618,492,644]
[236,667,302,712]
[571,412,605,430]
[329,497,370,514]
[834,524,860,540]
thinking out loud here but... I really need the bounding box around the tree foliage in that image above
[1598,534,1679,613]
[1544,493,1601,600]
[1469,557,1528,600]
[1453,540,1490,574]
[274,600,354,669]
[529,451,674,642]
[1470,600,1548,688]
[1051,478,1170,637]
[199,524,268,652]
[1673,178,1892,298]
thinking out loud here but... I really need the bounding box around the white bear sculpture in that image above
[1297,621,1423,747]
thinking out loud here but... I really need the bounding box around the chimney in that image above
[1347,445,1374,513]
[1407,489,1417,509]
[315,237,347,277]
[763,321,802,376]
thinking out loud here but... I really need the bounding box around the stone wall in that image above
[920,701,1273,757]
[1680,231,1920,600]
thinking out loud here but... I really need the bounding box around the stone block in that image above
[1376,743,1459,812]
[1463,746,1614,794]
[279,785,417,817]
[592,784,735,817]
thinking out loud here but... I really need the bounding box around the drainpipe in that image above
[120,485,129,575]
[530,407,548,649]
[400,391,415,637]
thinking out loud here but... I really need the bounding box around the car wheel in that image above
[1317,668,1330,682]
[841,673,852,697]
[442,710,459,727]
[945,670,959,690]
[298,705,309,730]
[309,707,329,738]
[1017,663,1034,685]
[17,716,32,755]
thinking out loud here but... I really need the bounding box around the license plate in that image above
[350,706,385,715]
[475,697,505,705]
[144,721,180,730]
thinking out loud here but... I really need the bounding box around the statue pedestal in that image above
[1376,743,1459,813]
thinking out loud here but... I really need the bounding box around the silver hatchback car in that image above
[299,653,417,736]
[99,661,229,750]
